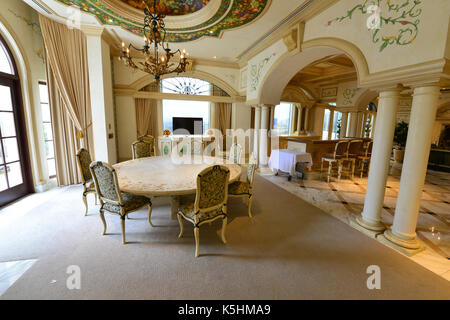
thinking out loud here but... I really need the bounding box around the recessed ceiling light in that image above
[213,56,217,59]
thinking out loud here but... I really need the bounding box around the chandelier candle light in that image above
[119,0,189,81]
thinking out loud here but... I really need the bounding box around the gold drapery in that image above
[135,98,158,137]
[39,15,93,185]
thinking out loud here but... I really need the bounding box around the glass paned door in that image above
[0,80,32,206]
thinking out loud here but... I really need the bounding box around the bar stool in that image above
[358,141,373,178]
[341,140,364,179]
[320,141,349,183]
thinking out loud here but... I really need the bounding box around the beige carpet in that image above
[0,175,449,299]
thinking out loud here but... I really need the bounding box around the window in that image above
[39,82,56,178]
[332,111,342,140]
[162,77,211,134]
[162,77,210,96]
[0,42,14,75]
[273,102,292,136]
[322,109,331,140]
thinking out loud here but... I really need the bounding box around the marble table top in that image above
[114,156,242,196]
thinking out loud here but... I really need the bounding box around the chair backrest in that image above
[76,148,92,184]
[229,143,243,164]
[366,141,373,155]
[334,141,349,157]
[194,165,230,213]
[348,140,364,155]
[247,152,258,185]
[138,135,155,155]
[132,140,153,159]
[89,161,122,205]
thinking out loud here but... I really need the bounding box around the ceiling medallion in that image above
[119,0,189,81]
[55,0,270,43]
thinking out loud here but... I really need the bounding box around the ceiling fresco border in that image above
[54,0,270,42]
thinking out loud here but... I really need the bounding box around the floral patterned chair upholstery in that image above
[76,148,97,216]
[89,161,153,244]
[177,165,230,257]
[228,143,243,164]
[137,135,155,156]
[228,152,257,217]
[132,139,153,159]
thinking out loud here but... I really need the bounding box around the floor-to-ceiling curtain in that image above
[217,102,232,134]
[135,98,157,137]
[39,15,93,186]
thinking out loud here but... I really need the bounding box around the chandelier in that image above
[119,0,189,81]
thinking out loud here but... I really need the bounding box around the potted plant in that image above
[393,121,409,163]
[364,117,372,138]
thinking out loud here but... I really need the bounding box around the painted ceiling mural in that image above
[119,0,209,15]
[55,0,269,42]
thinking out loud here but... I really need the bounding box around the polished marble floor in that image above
[259,163,450,281]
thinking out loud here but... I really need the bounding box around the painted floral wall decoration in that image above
[8,9,45,64]
[55,0,269,42]
[327,0,422,52]
[342,88,360,105]
[249,53,276,92]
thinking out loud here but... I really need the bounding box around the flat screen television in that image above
[172,117,203,135]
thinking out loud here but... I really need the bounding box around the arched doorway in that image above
[0,34,33,206]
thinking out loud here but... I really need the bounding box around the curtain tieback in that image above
[77,122,92,139]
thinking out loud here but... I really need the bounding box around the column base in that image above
[350,216,384,238]
[354,215,386,232]
[378,229,424,257]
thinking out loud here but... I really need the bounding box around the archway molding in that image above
[254,37,371,106]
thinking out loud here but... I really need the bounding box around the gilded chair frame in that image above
[76,148,97,216]
[177,165,230,257]
[228,152,257,217]
[341,140,364,179]
[358,140,373,178]
[320,141,349,183]
[89,161,153,244]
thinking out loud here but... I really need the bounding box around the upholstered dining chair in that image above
[341,140,364,179]
[76,148,97,216]
[190,138,203,156]
[320,140,349,183]
[228,152,257,217]
[137,135,155,156]
[89,161,153,244]
[228,143,243,164]
[132,139,153,159]
[176,165,230,257]
[358,140,373,178]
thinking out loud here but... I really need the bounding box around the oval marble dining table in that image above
[113,156,242,217]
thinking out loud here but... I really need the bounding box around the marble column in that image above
[304,107,310,133]
[82,26,117,163]
[341,112,349,138]
[260,105,270,166]
[327,110,334,140]
[355,89,400,232]
[253,106,261,161]
[296,104,303,135]
[383,86,440,250]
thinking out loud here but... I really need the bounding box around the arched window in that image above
[0,34,33,205]
[0,40,14,75]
